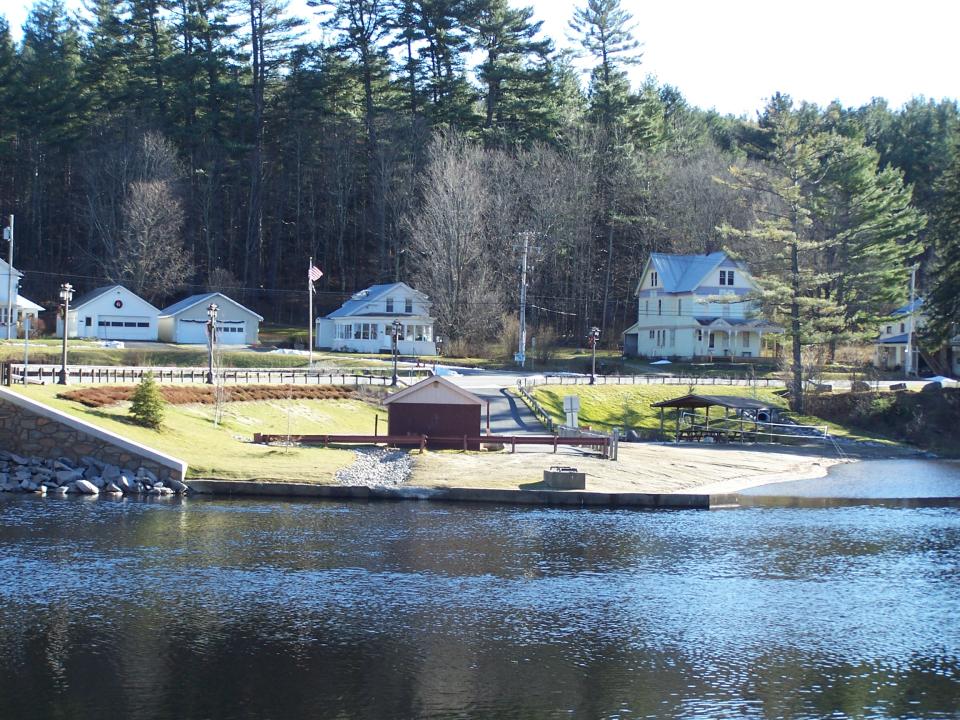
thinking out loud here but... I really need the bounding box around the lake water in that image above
[1,484,959,719]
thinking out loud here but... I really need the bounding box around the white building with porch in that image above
[0,258,43,337]
[316,282,437,356]
[622,251,779,360]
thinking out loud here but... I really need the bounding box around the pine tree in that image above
[129,372,165,429]
[924,143,960,352]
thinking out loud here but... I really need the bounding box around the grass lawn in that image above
[526,383,898,444]
[10,384,388,482]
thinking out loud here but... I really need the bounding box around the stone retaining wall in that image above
[0,388,187,482]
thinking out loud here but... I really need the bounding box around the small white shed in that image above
[158,292,263,345]
[57,285,160,341]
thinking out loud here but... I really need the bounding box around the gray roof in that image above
[892,298,924,316]
[645,251,730,293]
[326,282,427,319]
[159,292,264,320]
[651,394,776,410]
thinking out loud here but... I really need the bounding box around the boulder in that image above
[36,485,46,495]
[167,479,188,493]
[851,380,872,393]
[8,453,30,466]
[118,475,137,493]
[53,459,73,471]
[102,465,121,481]
[75,479,100,495]
[921,381,943,393]
[138,468,159,484]
[49,486,69,496]
[106,482,122,494]
[80,456,104,470]
[55,469,85,485]
[88,476,106,489]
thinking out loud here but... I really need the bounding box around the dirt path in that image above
[411,441,913,494]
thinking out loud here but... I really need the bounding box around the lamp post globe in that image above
[206,303,219,385]
[57,283,73,385]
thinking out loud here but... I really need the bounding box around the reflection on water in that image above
[0,494,958,719]
[743,458,960,500]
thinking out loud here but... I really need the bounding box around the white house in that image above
[56,284,160,340]
[158,292,262,345]
[316,282,438,355]
[0,258,43,336]
[622,251,779,360]
[874,298,960,375]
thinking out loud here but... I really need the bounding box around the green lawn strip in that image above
[10,384,388,482]
[527,383,897,444]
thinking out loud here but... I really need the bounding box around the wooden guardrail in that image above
[253,432,613,457]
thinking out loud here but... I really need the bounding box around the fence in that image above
[557,425,619,460]
[4,363,431,386]
[252,432,615,458]
[521,373,786,388]
[515,382,555,431]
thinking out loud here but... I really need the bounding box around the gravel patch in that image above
[335,448,412,487]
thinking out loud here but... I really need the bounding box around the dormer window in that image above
[386,298,394,313]
[719,270,735,286]
[405,298,413,313]
[650,271,658,287]
[900,322,905,332]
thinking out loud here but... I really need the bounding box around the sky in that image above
[4,0,958,117]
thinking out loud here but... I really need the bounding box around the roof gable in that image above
[638,251,748,294]
[383,375,483,406]
[71,284,160,313]
[0,258,23,280]
[327,282,430,319]
[159,292,264,321]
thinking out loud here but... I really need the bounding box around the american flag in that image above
[308,265,323,282]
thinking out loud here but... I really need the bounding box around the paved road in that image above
[470,387,545,435]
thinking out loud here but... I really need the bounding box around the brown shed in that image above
[384,375,483,449]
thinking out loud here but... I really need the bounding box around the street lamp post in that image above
[589,326,600,385]
[391,319,402,386]
[206,303,219,385]
[57,283,73,385]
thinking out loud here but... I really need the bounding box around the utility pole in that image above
[4,215,13,341]
[906,264,918,378]
[517,233,529,368]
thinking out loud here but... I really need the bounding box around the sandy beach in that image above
[411,441,910,495]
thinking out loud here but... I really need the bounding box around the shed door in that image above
[98,315,153,340]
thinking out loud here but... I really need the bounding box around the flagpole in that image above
[308,256,314,367]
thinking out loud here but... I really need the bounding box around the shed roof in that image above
[650,394,775,410]
[876,333,909,345]
[383,374,483,406]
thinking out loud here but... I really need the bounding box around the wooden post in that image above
[659,407,664,437]
[375,415,379,437]
[511,436,516,453]
[486,400,490,434]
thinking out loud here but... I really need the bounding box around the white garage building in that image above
[158,292,262,345]
[56,284,160,341]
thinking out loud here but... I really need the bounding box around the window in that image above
[742,334,750,348]
[678,299,682,316]
[658,299,662,316]
[900,322,905,332]
[85,317,92,327]
[351,323,378,340]
[385,298,394,313]
[336,324,353,340]
[124,322,136,327]
[137,322,149,328]
[405,298,413,313]
[886,325,892,334]
[669,329,676,347]
[111,321,123,327]
[722,303,731,317]
[650,271,658,287]
[719,270,735,286]
[696,329,703,342]
[645,300,649,316]
[649,330,655,339]
[708,332,715,349]
[98,321,109,327]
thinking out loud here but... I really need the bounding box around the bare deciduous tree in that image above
[406,133,504,347]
